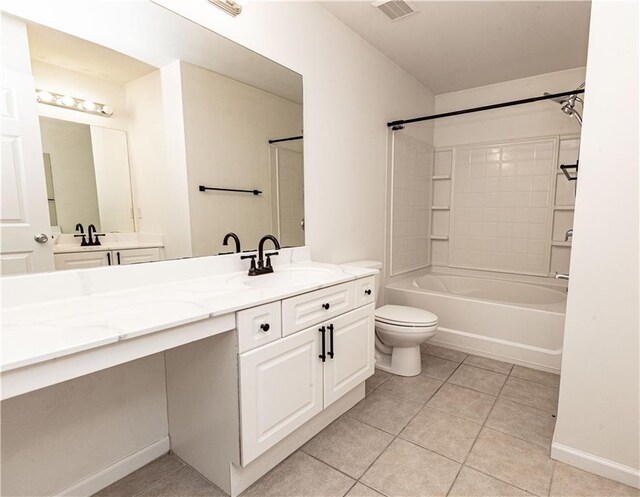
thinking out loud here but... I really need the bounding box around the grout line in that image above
[130,461,187,497]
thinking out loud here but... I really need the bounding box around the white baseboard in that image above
[551,441,640,489]
[57,436,171,497]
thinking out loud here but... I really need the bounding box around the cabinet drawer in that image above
[355,276,376,308]
[282,281,355,336]
[237,302,282,353]
[115,247,161,265]
[54,251,109,270]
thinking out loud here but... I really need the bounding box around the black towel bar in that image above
[199,185,262,195]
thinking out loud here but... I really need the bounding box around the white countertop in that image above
[53,242,164,254]
[2,252,375,374]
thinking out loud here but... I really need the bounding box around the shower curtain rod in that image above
[268,135,303,144]
[387,88,585,129]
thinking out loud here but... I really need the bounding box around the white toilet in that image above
[346,261,439,377]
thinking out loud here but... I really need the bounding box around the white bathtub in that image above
[386,271,566,372]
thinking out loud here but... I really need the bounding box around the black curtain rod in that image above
[387,88,585,128]
[268,135,303,144]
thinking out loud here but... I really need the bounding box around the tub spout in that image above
[554,272,569,281]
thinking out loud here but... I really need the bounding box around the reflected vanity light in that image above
[208,0,244,17]
[36,89,114,117]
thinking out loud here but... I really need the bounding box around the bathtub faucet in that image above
[554,272,569,281]
[564,229,573,242]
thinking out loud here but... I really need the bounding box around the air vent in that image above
[372,0,416,21]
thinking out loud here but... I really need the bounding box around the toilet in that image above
[346,261,439,377]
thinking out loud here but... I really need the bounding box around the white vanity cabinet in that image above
[54,247,161,270]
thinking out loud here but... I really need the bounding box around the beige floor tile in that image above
[94,454,185,497]
[345,482,386,497]
[485,398,556,448]
[361,439,460,497]
[466,428,555,496]
[421,355,460,380]
[348,390,422,435]
[302,415,393,478]
[463,355,514,375]
[511,365,561,388]
[137,466,226,497]
[448,365,508,396]
[377,374,443,404]
[241,451,354,497]
[550,462,640,497]
[366,369,392,393]
[422,344,469,364]
[449,467,531,496]
[400,406,481,462]
[500,377,559,414]
[427,383,496,424]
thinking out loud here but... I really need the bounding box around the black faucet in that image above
[242,235,281,276]
[86,224,104,246]
[74,223,87,246]
[222,232,242,253]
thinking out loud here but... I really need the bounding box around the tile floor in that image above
[95,344,639,497]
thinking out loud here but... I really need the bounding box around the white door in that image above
[323,304,375,408]
[1,68,54,275]
[239,325,323,465]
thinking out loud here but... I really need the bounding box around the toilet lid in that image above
[375,305,438,326]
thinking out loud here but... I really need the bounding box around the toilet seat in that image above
[375,304,438,328]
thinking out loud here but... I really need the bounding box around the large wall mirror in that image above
[0,2,303,274]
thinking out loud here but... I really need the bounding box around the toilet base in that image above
[375,345,422,377]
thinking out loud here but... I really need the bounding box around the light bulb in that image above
[37,90,54,103]
[60,95,76,107]
[100,105,113,116]
[81,100,97,112]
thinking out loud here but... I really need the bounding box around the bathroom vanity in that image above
[1,247,376,496]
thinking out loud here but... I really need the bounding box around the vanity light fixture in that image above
[35,89,114,117]
[208,0,244,17]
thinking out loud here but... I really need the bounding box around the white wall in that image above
[152,0,435,264]
[178,61,303,256]
[39,117,101,233]
[552,0,639,488]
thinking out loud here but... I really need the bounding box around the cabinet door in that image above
[239,325,323,465]
[54,251,110,270]
[281,281,355,336]
[323,304,375,408]
[115,248,161,265]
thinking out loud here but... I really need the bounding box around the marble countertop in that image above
[2,257,376,373]
[53,242,164,254]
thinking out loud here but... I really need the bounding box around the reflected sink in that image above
[228,267,338,289]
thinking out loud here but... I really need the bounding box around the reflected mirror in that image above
[0,3,303,274]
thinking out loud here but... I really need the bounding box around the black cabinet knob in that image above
[322,303,330,310]
[260,323,270,332]
[365,289,372,296]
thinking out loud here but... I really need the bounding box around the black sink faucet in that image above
[74,223,87,246]
[87,224,104,246]
[222,232,242,253]
[243,235,280,276]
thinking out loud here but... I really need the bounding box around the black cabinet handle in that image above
[116,251,121,265]
[365,289,372,296]
[322,303,330,310]
[318,326,326,362]
[107,252,111,266]
[327,324,335,359]
[260,323,270,332]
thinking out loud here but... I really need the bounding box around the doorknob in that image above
[34,233,49,244]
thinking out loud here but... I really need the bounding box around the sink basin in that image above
[228,267,337,289]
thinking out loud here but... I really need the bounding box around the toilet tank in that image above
[343,260,383,296]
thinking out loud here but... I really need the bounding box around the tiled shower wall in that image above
[391,131,433,275]
[430,137,578,276]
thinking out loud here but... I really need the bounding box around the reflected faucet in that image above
[222,232,242,253]
[564,229,573,242]
[554,273,569,281]
[74,223,87,246]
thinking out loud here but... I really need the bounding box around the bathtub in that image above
[385,271,566,372]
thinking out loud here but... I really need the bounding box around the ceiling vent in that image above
[372,0,417,21]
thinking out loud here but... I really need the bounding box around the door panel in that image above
[239,326,323,465]
[323,304,375,408]
[1,69,54,275]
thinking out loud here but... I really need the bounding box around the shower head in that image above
[546,83,585,126]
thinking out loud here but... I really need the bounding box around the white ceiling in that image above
[320,1,591,94]
[28,24,156,86]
